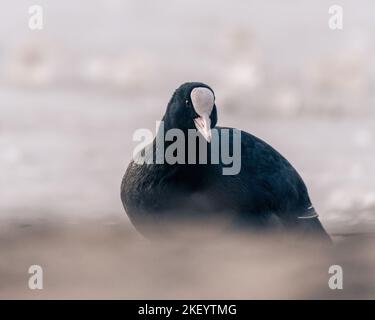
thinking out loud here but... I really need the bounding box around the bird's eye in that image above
[185,99,190,106]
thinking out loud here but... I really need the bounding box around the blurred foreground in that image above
[1,217,374,299]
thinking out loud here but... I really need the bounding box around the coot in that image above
[121,82,331,241]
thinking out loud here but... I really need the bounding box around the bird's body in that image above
[121,82,331,241]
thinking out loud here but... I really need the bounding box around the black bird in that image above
[121,82,331,241]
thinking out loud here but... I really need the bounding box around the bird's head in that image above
[163,82,218,143]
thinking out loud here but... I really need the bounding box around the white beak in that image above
[194,113,212,143]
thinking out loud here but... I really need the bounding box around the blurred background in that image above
[1,0,375,299]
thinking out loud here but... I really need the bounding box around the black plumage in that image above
[121,82,331,241]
